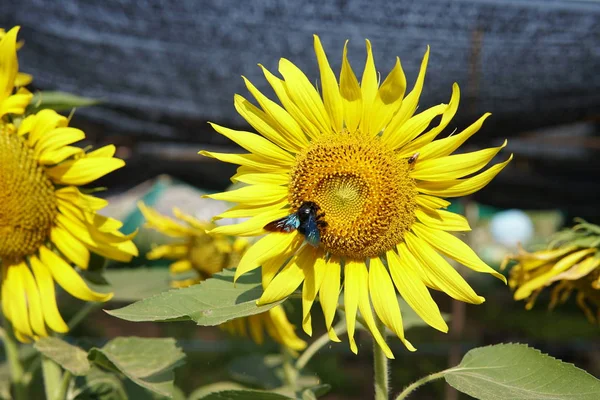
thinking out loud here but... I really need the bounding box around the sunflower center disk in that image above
[289,133,417,259]
[0,127,57,262]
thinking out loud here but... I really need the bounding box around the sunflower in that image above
[200,35,511,358]
[138,202,306,350]
[502,220,600,322]
[0,26,138,342]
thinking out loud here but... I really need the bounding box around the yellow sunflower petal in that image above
[209,123,295,164]
[231,171,289,186]
[383,103,447,150]
[234,231,301,281]
[34,127,85,158]
[343,259,366,354]
[415,208,470,232]
[261,237,303,289]
[39,246,113,302]
[417,155,513,198]
[209,208,289,236]
[411,140,507,181]
[301,251,327,336]
[0,88,33,116]
[415,194,450,210]
[360,39,378,124]
[199,150,284,171]
[247,314,265,345]
[396,83,461,158]
[169,259,193,274]
[5,262,33,337]
[391,245,448,332]
[205,184,287,206]
[26,109,68,147]
[56,187,108,211]
[86,145,116,158]
[242,76,305,152]
[413,223,506,283]
[28,256,68,333]
[0,26,19,101]
[369,257,415,352]
[367,57,407,136]
[15,72,32,87]
[313,35,343,132]
[39,146,84,165]
[214,201,287,220]
[279,58,331,135]
[257,246,310,305]
[147,244,188,260]
[319,256,341,342]
[46,158,125,186]
[384,46,430,136]
[339,41,362,133]
[405,232,484,304]
[268,306,307,351]
[19,264,48,337]
[418,113,491,160]
[259,65,321,140]
[50,225,90,269]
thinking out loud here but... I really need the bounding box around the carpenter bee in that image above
[263,201,327,247]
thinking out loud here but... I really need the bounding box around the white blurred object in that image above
[490,209,534,248]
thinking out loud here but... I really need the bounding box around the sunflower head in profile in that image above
[200,35,511,358]
[0,26,138,342]
[502,219,600,322]
[138,202,306,351]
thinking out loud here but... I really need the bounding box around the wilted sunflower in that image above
[0,26,138,342]
[138,202,306,350]
[502,220,600,322]
[201,35,511,358]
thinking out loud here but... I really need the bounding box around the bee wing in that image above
[304,215,321,248]
[263,214,300,232]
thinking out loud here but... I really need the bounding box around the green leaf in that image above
[444,343,600,399]
[27,91,100,113]
[106,269,284,325]
[194,390,294,400]
[34,337,90,376]
[74,366,127,400]
[87,337,185,398]
[104,268,172,302]
[228,355,284,389]
[189,383,248,400]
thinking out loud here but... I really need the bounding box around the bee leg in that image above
[317,220,328,228]
[316,212,326,219]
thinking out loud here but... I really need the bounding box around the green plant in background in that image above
[2,25,600,400]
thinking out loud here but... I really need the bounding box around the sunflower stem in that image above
[295,321,347,370]
[41,356,63,400]
[54,370,72,400]
[373,317,389,400]
[282,348,299,389]
[394,370,447,400]
[0,325,27,400]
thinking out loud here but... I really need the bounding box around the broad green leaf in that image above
[88,337,185,398]
[189,383,248,400]
[444,343,600,399]
[106,269,284,325]
[104,268,172,301]
[73,366,127,400]
[27,91,100,113]
[34,337,90,376]
[195,390,294,400]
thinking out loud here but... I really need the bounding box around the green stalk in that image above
[394,370,447,400]
[295,322,347,370]
[373,317,389,400]
[0,324,27,400]
[41,356,63,400]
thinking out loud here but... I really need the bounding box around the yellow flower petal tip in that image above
[203,37,510,355]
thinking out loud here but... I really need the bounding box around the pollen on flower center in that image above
[289,132,417,259]
[0,126,57,262]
